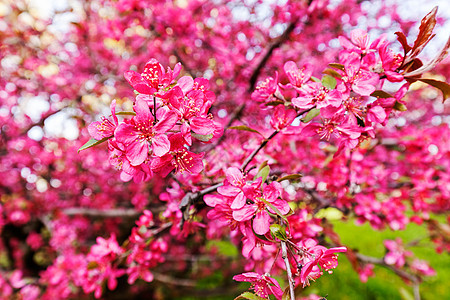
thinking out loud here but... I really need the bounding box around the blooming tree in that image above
[0,0,449,299]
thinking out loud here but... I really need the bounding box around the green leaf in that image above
[277,174,302,182]
[78,136,112,153]
[254,165,270,186]
[259,197,288,222]
[270,224,288,241]
[301,108,320,123]
[328,63,345,70]
[416,78,450,102]
[321,75,337,90]
[257,161,268,173]
[228,125,263,136]
[393,101,407,111]
[371,90,394,99]
[115,111,136,116]
[322,68,342,79]
[191,132,214,142]
[310,76,320,83]
[234,292,266,300]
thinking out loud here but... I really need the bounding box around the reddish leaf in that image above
[371,90,394,99]
[395,31,411,57]
[404,36,450,77]
[328,63,345,71]
[409,6,438,61]
[417,78,450,102]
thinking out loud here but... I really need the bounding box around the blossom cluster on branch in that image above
[0,0,449,299]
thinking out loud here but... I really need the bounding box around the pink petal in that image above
[152,134,170,156]
[253,211,270,235]
[230,192,246,209]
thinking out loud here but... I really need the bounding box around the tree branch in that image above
[281,240,296,300]
[356,252,421,300]
[62,207,140,218]
[248,20,299,92]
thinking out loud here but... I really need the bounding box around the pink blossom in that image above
[233,272,283,299]
[115,99,177,165]
[88,100,118,140]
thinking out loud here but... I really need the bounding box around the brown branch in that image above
[240,130,279,172]
[62,207,140,218]
[281,240,296,300]
[356,253,421,295]
[152,271,197,287]
[248,20,299,92]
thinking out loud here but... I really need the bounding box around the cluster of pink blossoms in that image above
[252,29,410,156]
[88,58,222,182]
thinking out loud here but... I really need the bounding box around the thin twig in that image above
[248,20,299,92]
[240,130,279,172]
[356,253,421,293]
[63,207,140,218]
[281,241,295,300]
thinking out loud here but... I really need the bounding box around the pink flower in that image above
[167,86,215,145]
[384,238,412,268]
[124,58,181,94]
[283,61,312,88]
[410,259,436,276]
[151,133,204,176]
[88,100,118,140]
[358,264,374,282]
[217,167,247,209]
[270,105,297,131]
[115,99,177,165]
[233,181,290,235]
[379,42,404,82]
[292,82,343,109]
[233,272,283,299]
[298,239,347,287]
[340,52,379,96]
[251,73,279,102]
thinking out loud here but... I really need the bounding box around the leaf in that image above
[115,111,136,116]
[328,63,345,71]
[257,161,268,173]
[78,136,111,153]
[404,36,450,77]
[371,90,394,99]
[260,197,288,222]
[322,68,342,79]
[277,174,302,182]
[393,101,407,111]
[409,6,438,61]
[266,100,285,106]
[254,165,270,186]
[282,286,291,300]
[228,125,263,136]
[234,292,266,300]
[191,132,214,142]
[321,75,337,90]
[395,31,412,57]
[269,224,288,241]
[301,108,320,123]
[87,261,99,270]
[310,76,320,83]
[416,78,450,102]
